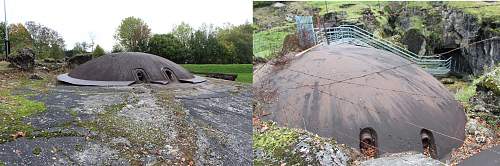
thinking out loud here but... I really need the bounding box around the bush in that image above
[92,45,105,57]
[477,66,500,95]
[455,83,477,103]
[147,34,185,62]
[253,1,274,8]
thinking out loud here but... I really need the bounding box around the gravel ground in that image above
[0,78,252,165]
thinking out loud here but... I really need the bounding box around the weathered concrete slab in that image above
[0,78,251,165]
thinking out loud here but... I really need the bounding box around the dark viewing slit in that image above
[421,129,438,159]
[162,67,177,82]
[360,127,378,158]
[134,68,149,83]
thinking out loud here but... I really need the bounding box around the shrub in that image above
[92,45,105,57]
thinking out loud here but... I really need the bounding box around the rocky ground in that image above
[253,121,354,166]
[0,68,252,165]
[446,66,500,164]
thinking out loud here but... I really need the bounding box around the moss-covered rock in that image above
[253,121,353,165]
[477,66,500,95]
[402,28,426,55]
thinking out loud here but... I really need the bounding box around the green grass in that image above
[410,16,425,30]
[253,26,294,58]
[181,64,253,83]
[446,1,500,22]
[455,83,477,103]
[0,74,51,143]
[0,89,47,143]
[407,1,433,9]
[309,1,388,19]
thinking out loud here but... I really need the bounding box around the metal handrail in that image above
[327,27,448,64]
[338,25,442,58]
[325,25,451,75]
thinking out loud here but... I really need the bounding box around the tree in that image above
[8,23,33,52]
[188,30,207,64]
[0,22,5,56]
[147,34,185,63]
[25,21,65,59]
[171,22,193,48]
[217,23,252,63]
[72,42,88,54]
[114,17,151,52]
[112,44,124,53]
[92,45,105,57]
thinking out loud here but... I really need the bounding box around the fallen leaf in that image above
[11,131,26,139]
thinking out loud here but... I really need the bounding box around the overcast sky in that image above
[1,0,252,51]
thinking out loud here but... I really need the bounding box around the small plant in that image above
[74,144,83,152]
[455,83,476,103]
[32,146,41,156]
[253,121,300,157]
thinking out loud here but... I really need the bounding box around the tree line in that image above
[113,16,252,64]
[1,17,252,64]
[1,21,65,59]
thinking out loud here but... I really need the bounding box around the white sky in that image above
[1,0,252,51]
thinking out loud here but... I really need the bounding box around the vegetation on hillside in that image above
[253,1,500,59]
[253,26,294,58]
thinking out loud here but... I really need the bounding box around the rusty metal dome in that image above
[57,52,205,86]
[255,44,466,159]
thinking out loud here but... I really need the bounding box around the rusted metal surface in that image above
[255,44,466,159]
[58,52,206,86]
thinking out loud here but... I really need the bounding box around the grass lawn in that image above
[181,64,253,83]
[253,25,294,59]
[446,1,500,21]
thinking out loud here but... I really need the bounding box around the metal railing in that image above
[325,25,451,76]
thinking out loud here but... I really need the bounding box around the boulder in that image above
[6,48,35,71]
[442,9,499,75]
[477,67,500,95]
[272,2,286,8]
[402,28,427,56]
[253,122,353,166]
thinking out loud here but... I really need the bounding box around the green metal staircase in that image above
[324,25,451,76]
